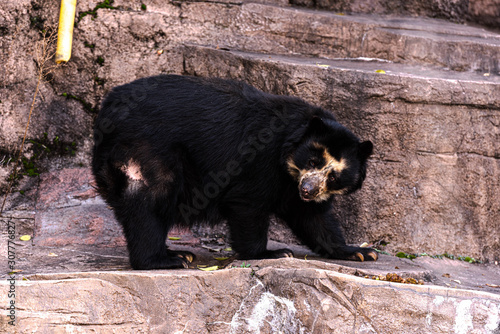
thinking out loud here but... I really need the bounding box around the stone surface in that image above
[34,168,126,248]
[469,0,500,29]
[0,258,499,333]
[289,0,500,29]
[94,1,500,72]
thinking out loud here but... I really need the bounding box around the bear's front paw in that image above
[267,248,294,259]
[346,247,378,262]
[167,250,196,263]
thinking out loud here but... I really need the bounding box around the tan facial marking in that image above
[323,149,347,175]
[311,141,325,150]
[289,144,349,202]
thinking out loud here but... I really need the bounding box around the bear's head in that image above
[286,117,373,202]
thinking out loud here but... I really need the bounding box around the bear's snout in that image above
[300,177,322,201]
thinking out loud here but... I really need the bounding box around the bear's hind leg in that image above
[112,188,193,270]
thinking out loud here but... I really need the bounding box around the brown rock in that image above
[34,168,126,248]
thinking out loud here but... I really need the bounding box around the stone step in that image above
[189,0,500,30]
[287,0,500,29]
[181,44,500,262]
[183,44,500,106]
[103,1,500,72]
[1,258,499,333]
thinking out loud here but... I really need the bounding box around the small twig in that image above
[1,31,59,214]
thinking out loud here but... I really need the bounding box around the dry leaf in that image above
[198,265,219,271]
[375,69,386,74]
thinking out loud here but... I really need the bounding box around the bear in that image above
[92,74,377,270]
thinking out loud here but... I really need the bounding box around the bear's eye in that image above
[328,173,336,182]
[309,159,317,168]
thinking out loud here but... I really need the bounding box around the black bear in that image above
[92,74,377,269]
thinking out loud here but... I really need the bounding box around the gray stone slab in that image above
[170,1,500,72]
[75,1,500,73]
[289,0,500,29]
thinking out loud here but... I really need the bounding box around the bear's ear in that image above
[358,140,373,160]
[305,116,329,136]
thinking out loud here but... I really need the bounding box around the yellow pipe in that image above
[55,0,77,63]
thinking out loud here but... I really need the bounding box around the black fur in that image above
[92,74,376,269]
